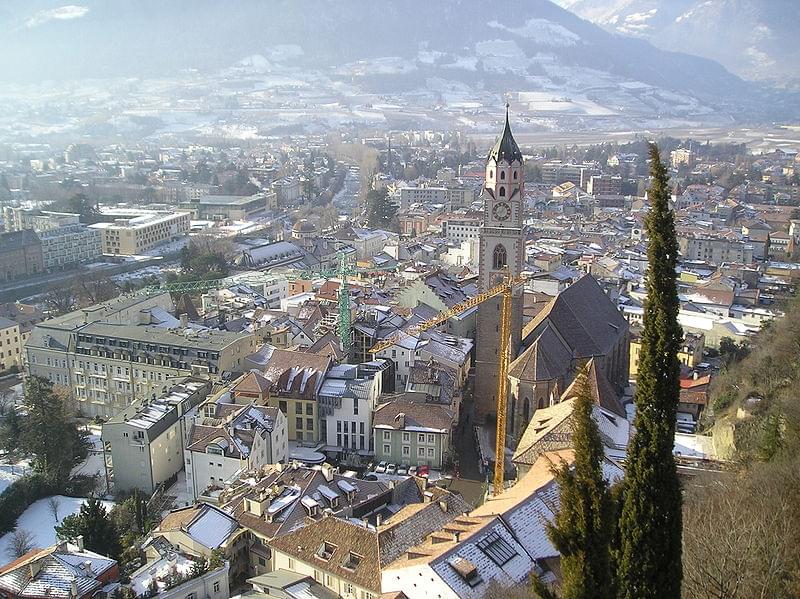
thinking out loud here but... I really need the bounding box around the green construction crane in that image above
[337,251,353,356]
[143,278,225,295]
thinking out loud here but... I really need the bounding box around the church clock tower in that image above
[474,105,525,422]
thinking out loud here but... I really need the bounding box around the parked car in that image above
[417,465,430,478]
[362,473,379,481]
[408,465,418,476]
[375,461,388,473]
[386,463,397,475]
[397,464,409,476]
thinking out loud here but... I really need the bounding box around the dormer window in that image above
[316,541,337,561]
[341,552,362,571]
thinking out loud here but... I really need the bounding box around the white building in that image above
[38,224,102,269]
[319,362,383,456]
[184,373,288,500]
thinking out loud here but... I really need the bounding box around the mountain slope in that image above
[555,0,800,88]
[0,0,794,122]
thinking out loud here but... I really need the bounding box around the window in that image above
[418,433,425,444]
[342,552,362,571]
[296,417,303,430]
[306,403,314,415]
[316,541,337,561]
[499,186,506,197]
[477,531,517,566]
[513,170,518,180]
[296,403,303,414]
[427,434,435,444]
[353,400,359,415]
[383,444,390,454]
[500,170,506,180]
[402,446,410,456]
[402,432,410,443]
[306,418,314,431]
[187,594,197,599]
[383,430,391,441]
[344,583,354,594]
[418,447,425,457]
[213,581,220,593]
[428,448,434,457]
[493,244,507,270]
[258,556,266,566]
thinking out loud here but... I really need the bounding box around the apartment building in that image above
[400,186,446,209]
[0,230,43,282]
[679,235,754,265]
[25,293,257,417]
[373,400,454,469]
[102,378,211,493]
[189,193,276,220]
[441,216,481,243]
[38,224,102,269]
[0,317,23,373]
[184,372,288,500]
[90,211,191,255]
[3,207,80,232]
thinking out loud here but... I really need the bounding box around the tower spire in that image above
[488,103,522,164]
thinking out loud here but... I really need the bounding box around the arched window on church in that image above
[499,186,506,197]
[513,170,518,180]
[523,397,531,423]
[493,244,507,270]
[538,397,546,410]
[509,395,516,435]
[500,170,506,180]
[489,169,494,179]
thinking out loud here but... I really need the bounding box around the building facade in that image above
[38,224,102,269]
[0,230,43,282]
[90,211,190,255]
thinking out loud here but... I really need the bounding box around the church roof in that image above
[487,104,523,164]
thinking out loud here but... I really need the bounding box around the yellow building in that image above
[90,211,191,255]
[0,317,23,372]
[630,331,705,376]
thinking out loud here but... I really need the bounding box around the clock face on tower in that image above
[492,201,511,221]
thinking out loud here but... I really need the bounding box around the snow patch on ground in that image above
[0,495,115,558]
[488,18,581,47]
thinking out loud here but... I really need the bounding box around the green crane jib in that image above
[143,279,225,295]
[337,251,353,355]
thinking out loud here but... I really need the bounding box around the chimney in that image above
[70,580,78,598]
[321,463,334,482]
[180,313,189,329]
[452,530,460,542]
[76,535,84,552]
[82,561,93,576]
[376,513,383,527]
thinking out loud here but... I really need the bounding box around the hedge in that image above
[0,473,98,536]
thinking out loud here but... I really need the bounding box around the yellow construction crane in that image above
[370,273,525,496]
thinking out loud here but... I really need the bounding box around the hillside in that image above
[0,0,794,121]
[555,0,800,88]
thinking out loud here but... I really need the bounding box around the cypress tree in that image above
[533,363,614,599]
[617,143,683,598]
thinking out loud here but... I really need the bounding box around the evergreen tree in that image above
[617,143,683,599]
[57,497,122,559]
[532,364,614,599]
[365,188,397,230]
[20,377,86,481]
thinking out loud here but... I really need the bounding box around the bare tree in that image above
[47,496,61,522]
[44,286,78,316]
[7,528,35,559]
[683,463,800,599]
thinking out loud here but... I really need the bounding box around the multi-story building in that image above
[444,185,480,210]
[441,215,481,243]
[102,378,211,493]
[670,148,695,169]
[272,177,301,206]
[0,230,43,282]
[630,331,705,377]
[188,193,276,221]
[3,207,80,232]
[38,224,102,269]
[319,362,383,456]
[373,400,454,469]
[0,317,23,373]
[679,235,754,265]
[247,346,333,444]
[400,186,447,209]
[25,293,257,417]
[541,161,594,188]
[90,211,191,255]
[184,372,288,500]
[586,174,622,196]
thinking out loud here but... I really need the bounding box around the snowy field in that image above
[0,495,115,558]
[0,460,31,495]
